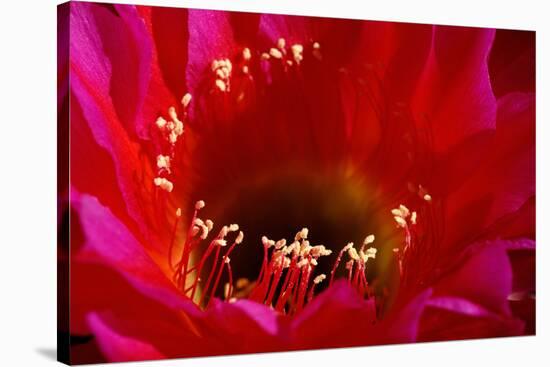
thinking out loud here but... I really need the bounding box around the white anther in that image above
[153,177,173,192]
[228,224,239,232]
[194,218,204,226]
[155,117,167,130]
[214,239,227,247]
[215,79,227,92]
[310,258,318,266]
[176,208,182,217]
[348,247,360,261]
[242,65,249,74]
[261,52,270,60]
[235,231,244,244]
[199,224,209,240]
[411,211,417,225]
[195,200,205,210]
[363,234,375,245]
[242,47,251,61]
[275,239,287,250]
[156,155,171,171]
[269,48,283,59]
[205,219,214,231]
[394,216,407,228]
[291,44,304,64]
[224,257,231,264]
[365,247,377,258]
[343,242,354,252]
[277,38,286,50]
[399,204,410,218]
[423,194,432,202]
[181,93,192,108]
[314,274,326,284]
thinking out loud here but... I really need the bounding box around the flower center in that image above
[147,36,438,315]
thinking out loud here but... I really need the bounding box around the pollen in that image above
[269,47,283,59]
[277,37,286,50]
[156,155,171,172]
[181,93,192,108]
[313,274,326,284]
[242,47,251,61]
[153,177,173,192]
[291,44,304,64]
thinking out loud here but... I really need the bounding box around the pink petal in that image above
[87,312,165,362]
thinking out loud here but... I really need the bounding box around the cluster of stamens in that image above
[148,36,439,314]
[152,93,192,192]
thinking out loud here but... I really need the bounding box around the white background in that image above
[0,0,547,365]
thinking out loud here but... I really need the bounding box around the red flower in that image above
[60,2,535,363]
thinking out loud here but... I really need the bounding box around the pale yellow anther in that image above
[277,38,286,50]
[261,52,270,60]
[235,231,244,244]
[215,79,227,92]
[156,155,171,171]
[205,219,214,231]
[214,239,227,247]
[269,48,283,59]
[176,208,182,217]
[194,218,204,226]
[199,224,209,240]
[242,65,249,74]
[195,200,205,210]
[310,258,318,266]
[343,242,354,252]
[181,93,192,108]
[363,234,375,245]
[394,216,407,228]
[224,257,231,264]
[242,47,251,61]
[364,247,377,260]
[191,226,200,237]
[291,44,304,64]
[411,211,417,225]
[423,194,432,202]
[153,177,173,192]
[348,247,360,261]
[300,228,309,239]
[314,274,326,284]
[155,117,167,129]
[399,204,410,218]
[275,239,287,250]
[228,224,239,232]
[283,257,291,268]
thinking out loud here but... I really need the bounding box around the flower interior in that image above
[148,37,437,316]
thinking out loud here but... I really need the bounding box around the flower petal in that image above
[87,312,165,362]
[418,296,524,342]
[412,27,496,152]
[489,29,535,98]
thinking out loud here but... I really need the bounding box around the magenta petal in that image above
[72,191,197,314]
[377,288,433,344]
[186,9,236,97]
[70,2,158,245]
[433,240,514,315]
[204,299,287,353]
[419,297,524,342]
[87,312,165,362]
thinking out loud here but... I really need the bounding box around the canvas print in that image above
[57,1,536,364]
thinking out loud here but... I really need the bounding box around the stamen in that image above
[153,177,173,192]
